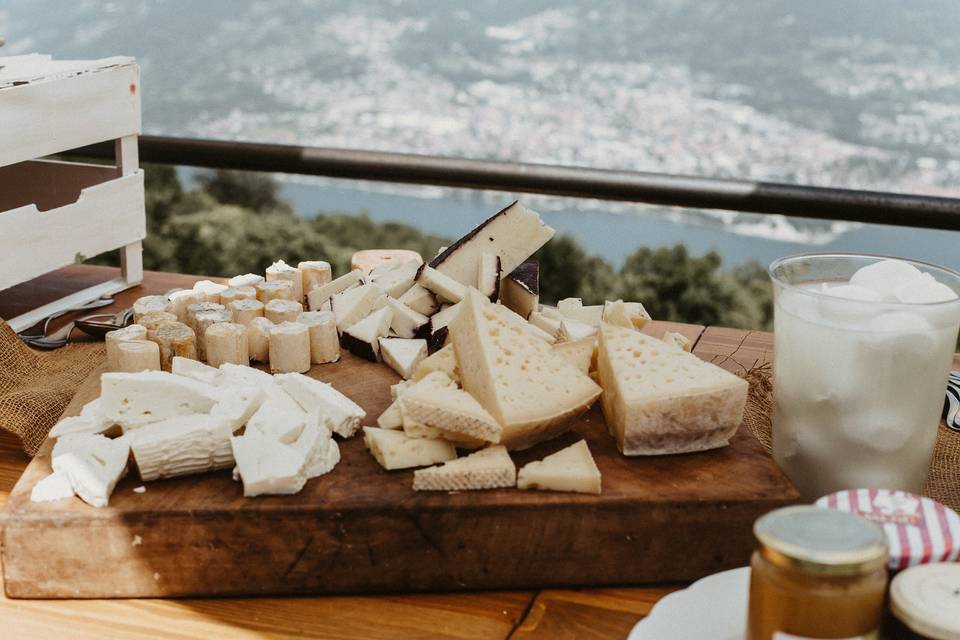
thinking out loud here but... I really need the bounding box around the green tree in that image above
[533,235,616,305]
[194,170,291,214]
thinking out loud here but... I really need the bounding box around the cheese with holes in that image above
[400,385,502,443]
[449,290,601,449]
[413,445,516,491]
[276,373,366,438]
[341,306,393,362]
[552,337,596,375]
[307,269,363,311]
[231,430,307,497]
[332,283,387,333]
[429,202,554,288]
[597,323,748,455]
[517,440,601,494]
[385,296,430,339]
[413,343,460,383]
[498,260,539,319]
[398,283,440,316]
[416,265,467,303]
[52,434,129,508]
[489,303,556,344]
[100,371,221,430]
[129,414,235,481]
[379,337,428,379]
[363,427,457,470]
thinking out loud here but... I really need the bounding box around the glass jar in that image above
[747,506,888,639]
[885,563,960,640]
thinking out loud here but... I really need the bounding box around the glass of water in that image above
[769,253,960,500]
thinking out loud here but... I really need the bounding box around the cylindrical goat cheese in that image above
[299,260,332,296]
[266,260,303,302]
[132,295,171,323]
[105,324,148,371]
[219,286,257,306]
[246,317,274,363]
[256,280,295,304]
[228,299,265,326]
[115,339,161,372]
[192,279,228,304]
[264,298,304,324]
[268,321,311,373]
[298,311,340,364]
[186,302,226,335]
[168,289,203,323]
[194,309,233,361]
[204,322,249,367]
[136,311,178,332]
[147,321,197,371]
[227,273,265,288]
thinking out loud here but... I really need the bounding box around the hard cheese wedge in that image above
[400,385,502,444]
[363,427,457,470]
[412,343,460,384]
[517,440,601,494]
[449,289,601,450]
[597,323,748,455]
[412,445,516,491]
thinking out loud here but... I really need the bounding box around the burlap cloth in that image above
[0,319,104,455]
[742,363,960,513]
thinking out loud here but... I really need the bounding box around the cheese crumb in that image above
[133,486,146,494]
[132,535,142,546]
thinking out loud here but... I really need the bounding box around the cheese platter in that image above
[0,201,798,598]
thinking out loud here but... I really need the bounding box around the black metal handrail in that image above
[69,135,960,231]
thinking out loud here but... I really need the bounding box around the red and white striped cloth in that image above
[816,489,960,570]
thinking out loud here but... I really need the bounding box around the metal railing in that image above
[69,135,960,231]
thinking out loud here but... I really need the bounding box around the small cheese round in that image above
[132,295,171,323]
[219,286,257,306]
[186,302,226,335]
[298,311,340,364]
[136,311,178,332]
[268,321,311,373]
[227,298,265,326]
[256,280,295,304]
[266,260,303,302]
[146,321,197,371]
[246,317,274,363]
[204,322,249,367]
[105,324,148,371]
[115,339,161,373]
[299,260,332,296]
[194,309,233,361]
[167,289,203,323]
[264,298,304,324]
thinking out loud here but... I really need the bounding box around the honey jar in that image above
[747,505,888,639]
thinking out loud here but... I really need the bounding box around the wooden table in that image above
[0,265,775,639]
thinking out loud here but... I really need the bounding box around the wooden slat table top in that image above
[0,265,772,639]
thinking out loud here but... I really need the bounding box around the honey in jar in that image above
[747,505,888,639]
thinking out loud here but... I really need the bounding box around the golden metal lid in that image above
[890,563,960,640]
[754,505,888,576]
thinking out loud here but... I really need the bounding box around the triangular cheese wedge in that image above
[413,343,460,383]
[597,323,748,455]
[341,306,394,361]
[602,300,651,330]
[448,289,601,450]
[551,337,596,375]
[412,445,516,491]
[379,337,427,379]
[517,440,601,494]
[400,385,502,443]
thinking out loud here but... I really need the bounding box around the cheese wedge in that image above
[448,289,601,450]
[398,283,440,316]
[230,430,307,497]
[100,371,221,431]
[379,337,428,379]
[662,331,692,352]
[332,283,388,333]
[528,311,561,337]
[557,298,604,326]
[597,323,748,455]
[477,252,501,301]
[384,296,429,339]
[363,427,457,470]
[551,337,596,375]
[370,260,420,298]
[377,398,404,429]
[400,385,502,444]
[412,343,460,383]
[517,440,601,494]
[498,260,539,320]
[276,373,366,438]
[293,413,341,478]
[52,434,129,508]
[246,386,306,443]
[341,306,394,362]
[171,356,222,385]
[489,303,556,344]
[416,265,467,303]
[556,318,597,342]
[429,201,554,288]
[129,414,235,481]
[307,269,364,311]
[602,300,651,330]
[412,445,516,491]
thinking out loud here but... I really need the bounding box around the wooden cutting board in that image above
[0,322,798,599]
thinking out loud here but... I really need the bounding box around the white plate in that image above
[628,567,750,640]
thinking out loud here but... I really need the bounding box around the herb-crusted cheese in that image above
[596,323,748,455]
[517,440,601,494]
[448,289,601,450]
[412,445,516,491]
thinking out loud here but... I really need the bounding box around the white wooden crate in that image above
[0,55,145,332]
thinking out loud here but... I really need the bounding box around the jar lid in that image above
[816,489,960,570]
[890,563,960,640]
[754,505,888,576]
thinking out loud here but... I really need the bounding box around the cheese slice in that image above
[551,337,596,375]
[231,430,307,497]
[448,289,601,450]
[129,414,235,481]
[377,398,404,429]
[341,306,394,361]
[662,331,692,352]
[171,356,222,385]
[498,260,539,319]
[477,252,502,301]
[398,283,440,316]
[293,412,341,478]
[528,311,561,337]
[370,260,420,298]
[602,300,651,330]
[51,434,129,508]
[597,323,748,455]
[332,282,387,333]
[517,440,601,494]
[100,371,221,431]
[391,380,413,400]
[307,269,364,311]
[412,445,516,491]
[556,318,597,342]
[384,296,429,339]
[400,385,502,444]
[412,343,460,383]
[557,298,604,326]
[416,265,467,303]
[429,202,554,288]
[363,427,457,470]
[217,362,275,388]
[379,337,428,379]
[489,303,556,344]
[30,472,76,503]
[48,414,115,438]
[211,384,265,432]
[276,373,366,438]
[246,386,307,443]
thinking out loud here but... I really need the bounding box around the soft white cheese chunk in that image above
[128,414,234,481]
[379,338,428,380]
[100,371,221,431]
[370,260,420,298]
[293,412,341,478]
[363,426,456,470]
[211,384,265,432]
[52,434,130,508]
[416,266,467,303]
[30,472,76,503]
[398,283,440,316]
[246,386,307,443]
[171,356,222,385]
[276,373,366,438]
[231,431,307,497]
[217,362,275,388]
[332,283,387,333]
[377,398,404,429]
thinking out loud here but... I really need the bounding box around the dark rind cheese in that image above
[427,326,449,353]
[508,260,539,295]
[478,254,502,302]
[498,260,540,320]
[340,331,379,362]
[428,202,518,270]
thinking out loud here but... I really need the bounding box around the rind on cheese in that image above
[497,260,539,320]
[448,290,601,450]
[341,306,393,362]
[412,445,516,491]
[400,386,502,444]
[398,283,439,316]
[517,440,601,494]
[597,323,748,456]
[363,427,456,470]
[129,414,235,481]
